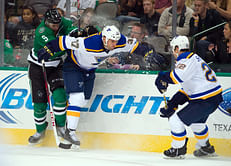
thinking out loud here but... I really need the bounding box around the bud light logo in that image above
[0,72,168,125]
[218,88,231,117]
[0,73,30,124]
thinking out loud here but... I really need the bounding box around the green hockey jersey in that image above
[28,17,76,66]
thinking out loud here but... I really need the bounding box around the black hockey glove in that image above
[155,72,168,94]
[159,91,189,118]
[159,106,176,118]
[37,45,54,63]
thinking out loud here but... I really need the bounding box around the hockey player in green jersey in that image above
[27,8,76,144]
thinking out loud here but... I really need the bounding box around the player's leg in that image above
[178,95,222,157]
[190,123,216,157]
[28,63,48,144]
[164,113,188,158]
[47,66,67,138]
[63,66,95,145]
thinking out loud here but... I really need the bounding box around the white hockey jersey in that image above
[169,52,222,100]
[57,33,139,70]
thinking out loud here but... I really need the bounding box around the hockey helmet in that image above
[44,9,61,24]
[170,36,189,53]
[102,25,121,47]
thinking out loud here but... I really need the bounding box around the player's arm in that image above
[159,90,189,118]
[37,35,79,62]
[155,59,194,93]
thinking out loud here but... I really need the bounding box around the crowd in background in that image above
[2,0,231,72]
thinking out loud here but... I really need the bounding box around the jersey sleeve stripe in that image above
[170,71,183,84]
[70,50,80,66]
[179,89,189,97]
[130,41,139,54]
[59,36,64,51]
[186,52,194,59]
[62,36,67,50]
[115,44,126,48]
[85,48,104,52]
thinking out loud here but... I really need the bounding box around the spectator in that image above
[95,0,118,8]
[107,23,168,71]
[213,21,231,67]
[208,0,231,21]
[4,15,13,41]
[57,7,65,16]
[3,11,15,66]
[79,8,100,32]
[130,22,148,42]
[24,0,58,20]
[189,0,224,62]
[116,0,143,25]
[69,8,100,38]
[140,0,161,36]
[185,0,194,7]
[4,40,15,66]
[57,0,95,17]
[155,0,172,14]
[158,0,193,41]
[11,5,40,49]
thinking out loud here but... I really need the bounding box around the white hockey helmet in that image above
[102,25,121,47]
[170,36,190,53]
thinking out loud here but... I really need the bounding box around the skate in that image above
[64,129,80,146]
[193,140,216,157]
[28,130,46,144]
[56,126,65,138]
[163,137,188,159]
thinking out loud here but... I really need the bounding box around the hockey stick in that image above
[41,60,72,149]
[163,92,168,109]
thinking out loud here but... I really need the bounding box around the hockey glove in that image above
[37,45,54,63]
[159,91,189,118]
[155,72,168,94]
[159,106,176,118]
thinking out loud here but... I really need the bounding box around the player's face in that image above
[170,46,179,59]
[47,23,60,32]
[106,39,118,50]
[223,23,231,40]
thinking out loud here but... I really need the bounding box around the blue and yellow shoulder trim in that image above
[177,52,193,61]
[84,34,105,53]
[115,34,126,49]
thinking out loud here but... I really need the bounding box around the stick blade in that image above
[58,143,72,149]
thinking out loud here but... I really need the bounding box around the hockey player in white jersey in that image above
[37,25,159,146]
[155,36,223,158]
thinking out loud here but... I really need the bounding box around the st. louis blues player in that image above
[37,25,159,146]
[155,36,223,158]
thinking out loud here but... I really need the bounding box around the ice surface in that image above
[0,145,231,166]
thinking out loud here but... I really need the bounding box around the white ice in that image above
[0,145,231,166]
